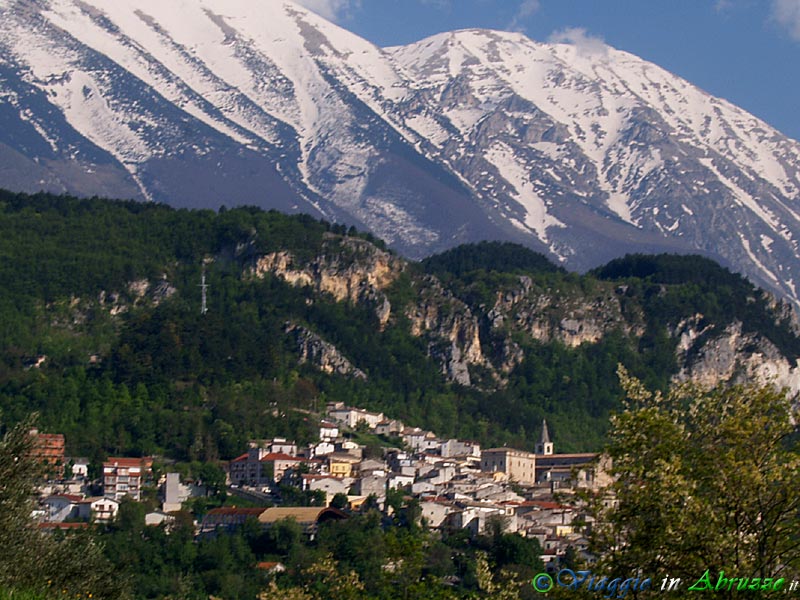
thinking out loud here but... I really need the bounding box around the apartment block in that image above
[103,457,152,501]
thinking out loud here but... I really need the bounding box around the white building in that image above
[441,439,481,459]
[78,497,119,522]
[327,404,385,429]
[388,473,415,490]
[43,494,81,522]
[319,421,339,441]
[161,472,205,512]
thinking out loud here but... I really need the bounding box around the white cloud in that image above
[714,0,733,12]
[507,0,541,31]
[419,0,452,8]
[293,0,360,23]
[771,0,800,40]
[548,27,608,57]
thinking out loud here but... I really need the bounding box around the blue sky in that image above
[295,0,800,142]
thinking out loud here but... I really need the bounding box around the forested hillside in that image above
[1,190,798,462]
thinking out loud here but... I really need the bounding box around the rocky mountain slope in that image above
[2,192,799,454]
[253,233,800,395]
[1,0,799,308]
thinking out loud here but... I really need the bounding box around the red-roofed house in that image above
[227,453,254,486]
[256,561,286,575]
[103,457,153,501]
[29,429,65,477]
[228,451,308,486]
[260,452,306,483]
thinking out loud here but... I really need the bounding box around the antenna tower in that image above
[199,268,209,315]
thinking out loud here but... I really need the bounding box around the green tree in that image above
[0,416,129,599]
[591,368,800,595]
[330,493,349,511]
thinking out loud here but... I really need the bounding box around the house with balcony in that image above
[103,457,152,502]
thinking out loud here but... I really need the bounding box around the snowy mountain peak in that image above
[1,0,799,306]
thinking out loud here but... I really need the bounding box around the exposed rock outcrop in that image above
[674,319,800,394]
[253,235,403,327]
[254,237,800,392]
[95,277,177,316]
[285,323,367,380]
[487,276,641,347]
[406,276,485,386]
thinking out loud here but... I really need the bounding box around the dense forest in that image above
[0,189,798,464]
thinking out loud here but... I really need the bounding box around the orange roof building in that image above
[103,457,153,502]
[29,429,65,476]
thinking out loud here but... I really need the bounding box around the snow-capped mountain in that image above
[2,0,800,306]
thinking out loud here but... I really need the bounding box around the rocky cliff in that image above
[252,235,403,328]
[248,235,800,393]
[674,318,800,394]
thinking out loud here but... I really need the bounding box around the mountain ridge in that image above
[1,0,799,306]
[2,191,799,457]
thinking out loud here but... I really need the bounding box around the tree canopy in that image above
[0,416,127,599]
[591,368,800,596]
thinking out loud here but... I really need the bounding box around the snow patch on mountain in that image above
[486,142,564,239]
[1,0,800,307]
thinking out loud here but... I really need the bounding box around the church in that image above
[534,420,611,489]
[480,420,610,489]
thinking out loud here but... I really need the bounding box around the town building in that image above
[319,421,339,440]
[535,420,554,456]
[29,429,65,476]
[481,448,537,484]
[200,507,268,535]
[259,452,306,483]
[375,419,404,436]
[258,506,348,539]
[161,472,206,512]
[532,420,611,489]
[227,439,297,486]
[327,403,385,429]
[70,458,90,479]
[43,494,82,522]
[440,439,481,459]
[327,453,360,478]
[103,457,152,501]
[78,496,119,522]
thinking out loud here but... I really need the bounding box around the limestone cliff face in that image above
[95,277,177,316]
[486,277,641,347]
[252,236,800,391]
[674,318,800,394]
[252,235,402,327]
[406,276,485,386]
[285,323,367,380]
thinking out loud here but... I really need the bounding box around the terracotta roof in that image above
[260,452,303,462]
[104,457,152,468]
[205,507,268,517]
[256,561,285,571]
[46,494,83,503]
[34,433,65,442]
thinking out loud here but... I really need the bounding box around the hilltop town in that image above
[33,402,609,572]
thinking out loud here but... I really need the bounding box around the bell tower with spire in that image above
[536,419,553,456]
